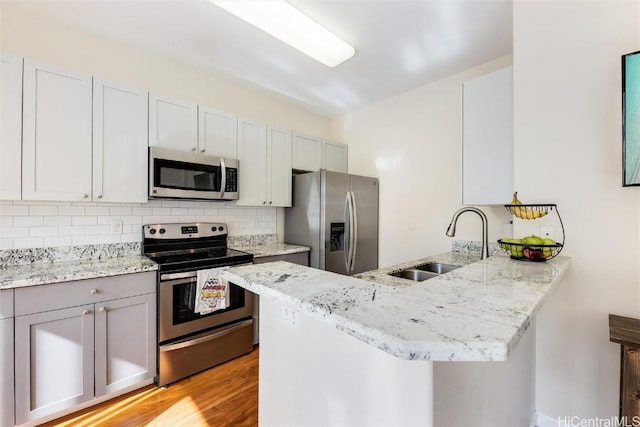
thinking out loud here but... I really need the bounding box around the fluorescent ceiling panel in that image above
[211,0,355,67]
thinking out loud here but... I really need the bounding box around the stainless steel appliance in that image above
[149,146,239,200]
[142,222,254,386]
[285,170,379,275]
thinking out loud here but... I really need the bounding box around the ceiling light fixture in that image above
[210,0,355,67]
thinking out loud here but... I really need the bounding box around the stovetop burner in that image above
[142,222,253,272]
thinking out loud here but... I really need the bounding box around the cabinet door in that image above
[237,118,267,206]
[95,293,156,397]
[292,132,322,172]
[323,140,348,173]
[22,60,93,201]
[0,53,23,200]
[199,107,238,158]
[148,93,198,151]
[15,305,94,425]
[0,317,13,427]
[267,126,292,207]
[462,66,513,205]
[93,80,148,203]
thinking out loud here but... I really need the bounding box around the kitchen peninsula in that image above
[223,252,571,426]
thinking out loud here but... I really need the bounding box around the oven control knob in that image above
[218,226,224,232]
[159,228,166,234]
[149,229,156,235]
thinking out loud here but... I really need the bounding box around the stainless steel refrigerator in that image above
[285,170,379,275]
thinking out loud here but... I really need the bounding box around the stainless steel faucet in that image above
[445,207,489,259]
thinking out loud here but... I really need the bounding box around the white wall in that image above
[0,3,333,248]
[333,56,513,267]
[513,0,640,419]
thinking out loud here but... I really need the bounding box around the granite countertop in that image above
[230,242,310,258]
[0,256,158,290]
[223,252,571,362]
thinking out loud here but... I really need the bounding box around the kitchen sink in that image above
[414,262,461,274]
[389,262,462,282]
[390,269,438,281]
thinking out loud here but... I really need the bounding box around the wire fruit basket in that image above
[498,203,565,261]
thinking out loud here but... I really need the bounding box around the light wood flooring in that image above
[42,347,259,427]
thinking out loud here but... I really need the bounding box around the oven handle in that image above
[160,262,252,281]
[160,318,254,352]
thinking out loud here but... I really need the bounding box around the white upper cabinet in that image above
[267,126,292,207]
[323,140,348,173]
[0,53,23,200]
[462,66,513,205]
[237,119,292,207]
[237,118,268,206]
[148,94,198,151]
[93,79,148,203]
[199,107,238,158]
[22,60,93,201]
[292,132,322,171]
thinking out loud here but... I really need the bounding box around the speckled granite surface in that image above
[230,242,310,258]
[0,242,142,267]
[223,253,570,362]
[0,255,157,289]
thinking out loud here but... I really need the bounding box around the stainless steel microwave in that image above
[149,147,239,200]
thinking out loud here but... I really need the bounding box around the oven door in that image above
[149,147,239,200]
[159,270,254,343]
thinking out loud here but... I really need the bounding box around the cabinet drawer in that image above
[0,289,14,319]
[15,272,156,316]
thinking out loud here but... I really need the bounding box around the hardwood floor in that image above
[42,347,258,427]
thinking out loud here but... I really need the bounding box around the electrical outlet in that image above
[110,219,123,235]
[282,306,300,330]
[540,225,555,239]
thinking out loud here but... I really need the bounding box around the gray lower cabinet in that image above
[14,272,156,426]
[0,289,14,427]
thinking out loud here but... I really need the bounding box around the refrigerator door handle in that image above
[349,191,358,273]
[344,192,351,272]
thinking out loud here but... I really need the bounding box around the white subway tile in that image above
[30,226,59,237]
[72,235,97,245]
[0,216,12,227]
[160,216,181,223]
[203,208,219,216]
[110,207,132,216]
[0,201,13,206]
[187,208,204,216]
[29,205,59,216]
[59,206,85,216]
[59,225,86,236]
[161,200,180,208]
[14,237,44,249]
[0,227,28,238]
[0,239,13,249]
[244,208,257,216]
[120,203,144,208]
[132,207,153,216]
[85,225,109,235]
[152,208,171,216]
[43,201,68,206]
[43,236,72,247]
[72,216,98,226]
[142,216,162,224]
[121,233,142,243]
[14,200,42,206]
[123,216,142,225]
[74,202,97,207]
[85,206,110,216]
[179,216,196,223]
[170,208,189,216]
[14,216,44,227]
[0,205,28,216]
[98,234,122,244]
[43,216,71,226]
[179,201,198,208]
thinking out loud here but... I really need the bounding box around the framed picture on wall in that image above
[623,50,640,186]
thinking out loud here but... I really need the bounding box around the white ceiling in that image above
[10,0,513,117]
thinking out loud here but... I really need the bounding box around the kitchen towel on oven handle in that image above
[195,267,230,315]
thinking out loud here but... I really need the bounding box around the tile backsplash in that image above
[0,199,277,250]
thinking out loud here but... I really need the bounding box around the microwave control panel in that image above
[225,168,238,192]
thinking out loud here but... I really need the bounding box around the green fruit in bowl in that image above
[522,235,544,246]
[502,238,524,257]
[542,238,556,257]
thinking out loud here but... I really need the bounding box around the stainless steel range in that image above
[142,222,254,386]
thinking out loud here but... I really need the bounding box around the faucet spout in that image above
[445,207,489,259]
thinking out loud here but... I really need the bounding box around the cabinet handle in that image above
[269,201,272,205]
[97,194,103,199]
[263,201,266,205]
[200,148,205,153]
[99,307,106,312]
[82,309,91,315]
[81,194,89,199]
[191,147,197,151]
[90,288,98,294]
